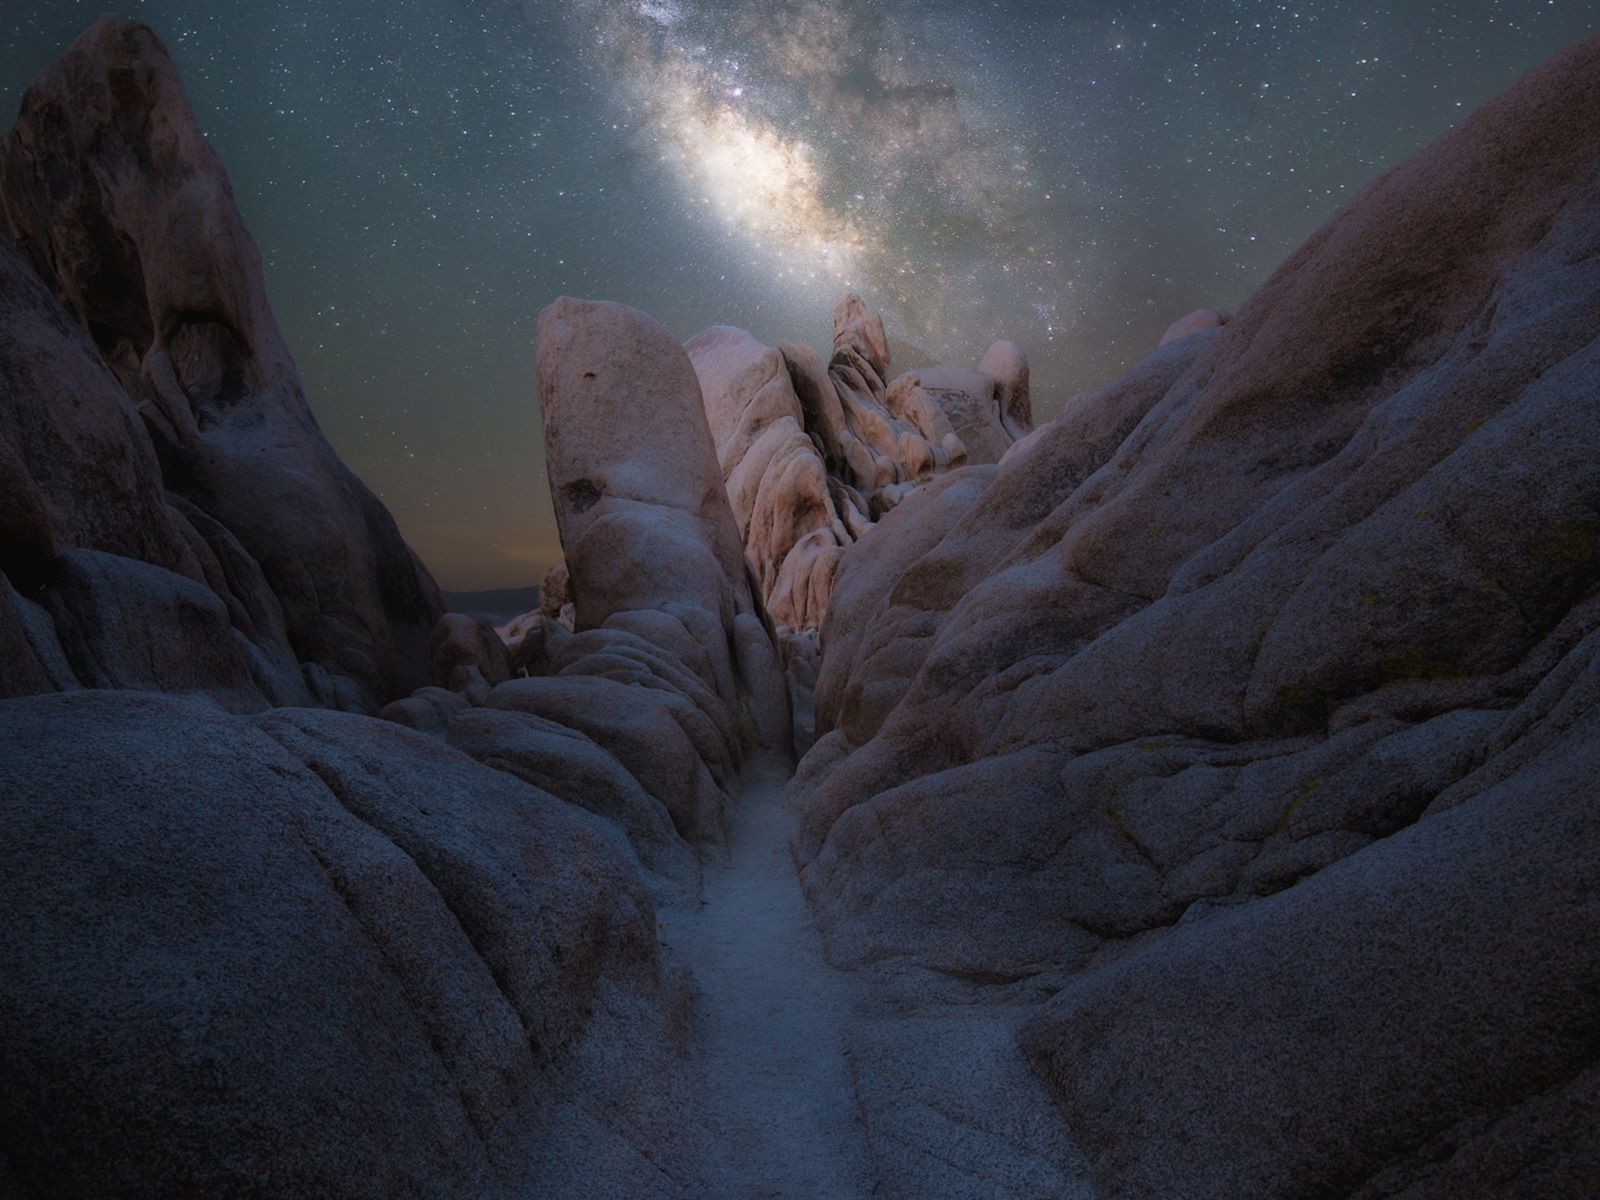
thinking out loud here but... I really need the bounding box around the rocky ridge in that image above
[789,29,1600,1199]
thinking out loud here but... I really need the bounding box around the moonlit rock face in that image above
[794,31,1600,1196]
[535,295,790,752]
[1157,306,1231,346]
[688,298,1032,633]
[686,323,849,632]
[0,16,442,709]
[908,364,1015,465]
[976,339,1033,439]
[831,294,892,386]
[537,296,748,612]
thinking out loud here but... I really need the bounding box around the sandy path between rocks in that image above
[652,756,1094,1200]
[660,756,879,1198]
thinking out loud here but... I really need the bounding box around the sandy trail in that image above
[648,756,1092,1200]
[660,756,879,1198]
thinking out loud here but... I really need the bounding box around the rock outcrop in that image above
[0,691,682,1199]
[685,324,852,633]
[0,24,704,1199]
[411,297,797,896]
[535,296,789,753]
[790,30,1600,1198]
[687,295,1033,632]
[1158,305,1230,346]
[0,16,442,710]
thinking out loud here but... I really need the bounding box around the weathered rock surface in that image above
[791,31,1600,1197]
[381,293,801,896]
[0,690,679,1200]
[1020,631,1600,1198]
[686,324,850,632]
[688,295,1033,633]
[0,16,442,710]
[0,225,307,707]
[536,295,789,757]
[1157,305,1230,346]
[538,560,575,629]
[431,611,518,697]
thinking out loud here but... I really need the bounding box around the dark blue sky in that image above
[5,2,1598,588]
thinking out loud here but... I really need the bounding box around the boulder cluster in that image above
[0,19,789,1197]
[684,295,1032,633]
[2,14,1598,1200]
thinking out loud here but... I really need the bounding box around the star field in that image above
[4,1,1598,588]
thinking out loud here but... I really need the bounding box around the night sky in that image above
[5,3,1598,590]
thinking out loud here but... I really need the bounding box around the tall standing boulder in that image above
[535,296,790,754]
[686,325,851,632]
[0,16,442,709]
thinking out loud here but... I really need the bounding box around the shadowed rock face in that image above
[0,16,442,709]
[792,31,1600,1198]
[0,692,678,1200]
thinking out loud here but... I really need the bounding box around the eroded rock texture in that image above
[400,296,797,899]
[0,16,442,710]
[687,294,1033,632]
[793,32,1600,1198]
[0,692,683,1200]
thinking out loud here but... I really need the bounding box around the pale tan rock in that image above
[1158,306,1230,347]
[535,296,789,753]
[912,365,1017,465]
[689,309,1004,632]
[832,294,891,390]
[883,374,966,475]
[978,339,1033,440]
[683,326,805,480]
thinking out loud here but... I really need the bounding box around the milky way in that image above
[4,1,1599,588]
[572,0,1073,366]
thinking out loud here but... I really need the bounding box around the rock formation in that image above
[1157,305,1230,346]
[687,294,1033,632]
[0,23,702,1196]
[397,297,801,896]
[535,296,790,751]
[790,30,1600,1198]
[5,12,1599,1200]
[0,691,681,1199]
[0,16,442,710]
